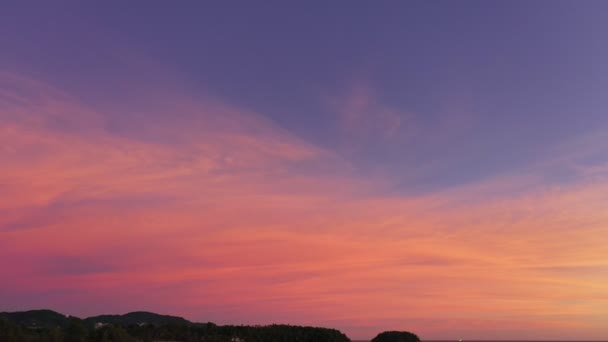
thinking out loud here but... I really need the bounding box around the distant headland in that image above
[0,309,420,342]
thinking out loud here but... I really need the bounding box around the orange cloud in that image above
[1,72,607,340]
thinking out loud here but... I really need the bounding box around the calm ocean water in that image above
[353,340,608,342]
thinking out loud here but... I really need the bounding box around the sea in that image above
[353,340,608,342]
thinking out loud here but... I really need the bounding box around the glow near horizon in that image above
[1,2,608,340]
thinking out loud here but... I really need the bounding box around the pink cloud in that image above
[329,83,408,149]
[1,72,608,340]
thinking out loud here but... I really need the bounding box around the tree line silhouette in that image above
[0,310,350,342]
[1,309,420,342]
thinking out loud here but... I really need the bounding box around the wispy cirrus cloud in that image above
[1,70,608,340]
[331,83,405,141]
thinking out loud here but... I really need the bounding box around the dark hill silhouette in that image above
[0,309,353,342]
[84,311,191,327]
[0,309,70,328]
[371,331,420,342]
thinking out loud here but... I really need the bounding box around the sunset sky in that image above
[2,1,608,340]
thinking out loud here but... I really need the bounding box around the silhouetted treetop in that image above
[371,330,420,342]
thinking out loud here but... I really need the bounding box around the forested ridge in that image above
[0,309,351,342]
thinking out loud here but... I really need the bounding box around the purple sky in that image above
[2,1,608,340]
